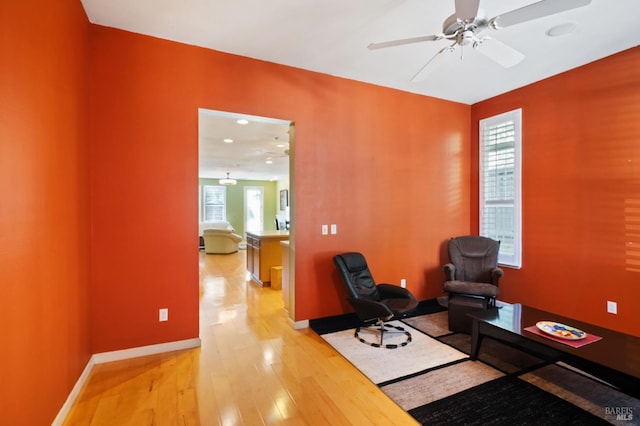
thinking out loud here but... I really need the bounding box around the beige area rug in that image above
[381,359,505,411]
[402,311,451,337]
[321,320,468,384]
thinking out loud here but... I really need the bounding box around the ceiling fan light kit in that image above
[219,172,237,186]
[368,0,592,82]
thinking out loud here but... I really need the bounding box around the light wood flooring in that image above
[63,250,418,425]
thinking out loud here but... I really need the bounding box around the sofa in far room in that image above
[200,221,242,254]
[200,220,234,233]
[199,220,234,246]
[203,228,243,254]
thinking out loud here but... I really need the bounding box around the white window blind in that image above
[479,109,522,268]
[202,185,226,222]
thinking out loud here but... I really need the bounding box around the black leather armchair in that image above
[443,236,503,332]
[334,252,418,346]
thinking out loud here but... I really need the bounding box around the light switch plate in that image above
[321,224,328,235]
[330,224,337,234]
[607,301,617,314]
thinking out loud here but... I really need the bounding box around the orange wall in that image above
[88,26,471,351]
[0,0,91,424]
[471,47,640,336]
[4,4,637,422]
[2,1,637,421]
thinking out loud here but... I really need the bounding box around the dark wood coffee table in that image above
[468,303,640,398]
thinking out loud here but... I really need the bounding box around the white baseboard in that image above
[289,318,309,330]
[52,356,96,426]
[52,338,201,425]
[93,337,201,364]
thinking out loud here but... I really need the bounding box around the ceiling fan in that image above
[368,0,592,82]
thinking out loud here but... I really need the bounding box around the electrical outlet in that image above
[159,308,169,322]
[330,224,337,235]
[400,278,406,288]
[607,301,617,314]
[321,224,328,235]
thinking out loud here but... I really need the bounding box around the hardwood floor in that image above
[64,250,418,425]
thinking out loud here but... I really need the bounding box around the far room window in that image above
[479,108,522,268]
[202,185,226,222]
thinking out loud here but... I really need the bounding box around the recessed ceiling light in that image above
[236,119,249,125]
[223,138,233,143]
[276,144,285,148]
[265,159,273,164]
[546,22,577,37]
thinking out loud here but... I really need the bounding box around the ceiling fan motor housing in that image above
[443,13,487,44]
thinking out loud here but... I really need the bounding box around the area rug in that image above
[380,359,504,410]
[520,363,640,424]
[408,375,610,426]
[313,308,637,425]
[438,332,546,374]
[320,320,467,384]
[401,311,450,337]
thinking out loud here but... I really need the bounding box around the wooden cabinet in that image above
[246,231,289,287]
[246,234,259,280]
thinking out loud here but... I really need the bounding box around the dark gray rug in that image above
[408,375,609,426]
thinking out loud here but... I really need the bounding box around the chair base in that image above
[354,322,412,349]
[448,295,488,333]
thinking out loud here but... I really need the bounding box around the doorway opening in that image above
[197,108,296,322]
[244,186,264,233]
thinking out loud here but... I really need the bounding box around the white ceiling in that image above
[198,110,291,181]
[82,0,640,180]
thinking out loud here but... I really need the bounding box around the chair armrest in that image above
[347,298,394,323]
[444,280,498,298]
[377,284,415,300]
[491,267,504,286]
[443,263,456,281]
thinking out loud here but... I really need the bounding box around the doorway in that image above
[244,186,264,233]
[197,108,296,322]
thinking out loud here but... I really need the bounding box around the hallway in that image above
[64,251,416,425]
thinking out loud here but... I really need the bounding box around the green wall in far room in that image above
[199,178,279,238]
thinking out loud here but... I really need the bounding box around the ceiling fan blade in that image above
[478,37,525,68]
[491,0,591,29]
[411,46,454,82]
[367,34,442,50]
[455,0,481,21]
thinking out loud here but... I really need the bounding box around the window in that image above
[202,185,226,222]
[479,108,522,268]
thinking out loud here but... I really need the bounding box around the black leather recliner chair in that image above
[333,252,418,346]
